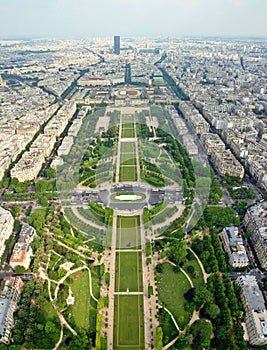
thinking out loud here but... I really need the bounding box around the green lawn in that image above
[156,262,192,329]
[120,153,136,166]
[68,269,94,330]
[119,165,137,181]
[121,142,135,154]
[114,295,145,350]
[116,216,141,249]
[37,299,58,324]
[121,127,135,138]
[115,252,143,292]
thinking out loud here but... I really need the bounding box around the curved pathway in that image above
[39,256,98,349]
[163,335,179,350]
[53,325,63,350]
[160,305,180,332]
[187,247,209,283]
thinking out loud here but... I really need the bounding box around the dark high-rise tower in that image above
[114,36,120,55]
[124,63,131,84]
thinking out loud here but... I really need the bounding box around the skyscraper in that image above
[124,63,131,84]
[114,35,120,55]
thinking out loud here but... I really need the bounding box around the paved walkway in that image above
[188,246,209,283]
[114,291,144,295]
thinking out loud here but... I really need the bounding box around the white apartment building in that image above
[78,76,111,87]
[200,133,226,155]
[220,226,249,267]
[236,275,267,346]
[0,276,23,344]
[30,134,56,158]
[211,149,244,178]
[0,208,14,259]
[243,202,267,269]
[9,224,36,270]
[57,136,74,156]
[11,151,45,182]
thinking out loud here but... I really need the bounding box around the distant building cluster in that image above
[0,104,58,181]
[160,40,266,188]
[51,105,89,169]
[10,102,76,182]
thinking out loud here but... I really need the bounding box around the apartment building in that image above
[11,151,45,182]
[179,102,210,135]
[0,276,23,344]
[78,76,111,87]
[247,155,267,191]
[236,275,267,346]
[220,226,249,267]
[243,202,267,269]
[200,133,226,155]
[30,134,56,157]
[9,223,36,270]
[0,207,14,259]
[211,149,244,178]
[57,136,74,156]
[182,135,198,155]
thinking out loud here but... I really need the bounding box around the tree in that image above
[69,330,92,350]
[45,168,56,179]
[156,264,163,273]
[28,209,46,233]
[169,240,187,265]
[176,332,193,349]
[187,265,195,274]
[190,319,213,348]
[45,321,57,334]
[193,285,212,310]
[11,205,20,218]
[204,302,220,320]
[15,265,26,274]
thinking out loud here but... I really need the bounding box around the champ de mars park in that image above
[1,81,258,350]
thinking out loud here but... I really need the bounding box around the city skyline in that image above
[1,0,267,39]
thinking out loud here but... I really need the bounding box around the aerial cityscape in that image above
[0,1,267,350]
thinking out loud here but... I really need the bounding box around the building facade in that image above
[0,207,14,259]
[0,276,23,344]
[211,149,244,178]
[243,201,267,269]
[9,223,36,270]
[220,226,249,267]
[236,275,267,346]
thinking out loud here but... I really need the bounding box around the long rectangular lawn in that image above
[116,216,140,249]
[114,295,144,350]
[119,165,137,181]
[115,252,143,292]
[121,142,135,154]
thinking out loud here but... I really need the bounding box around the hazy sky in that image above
[1,0,266,39]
